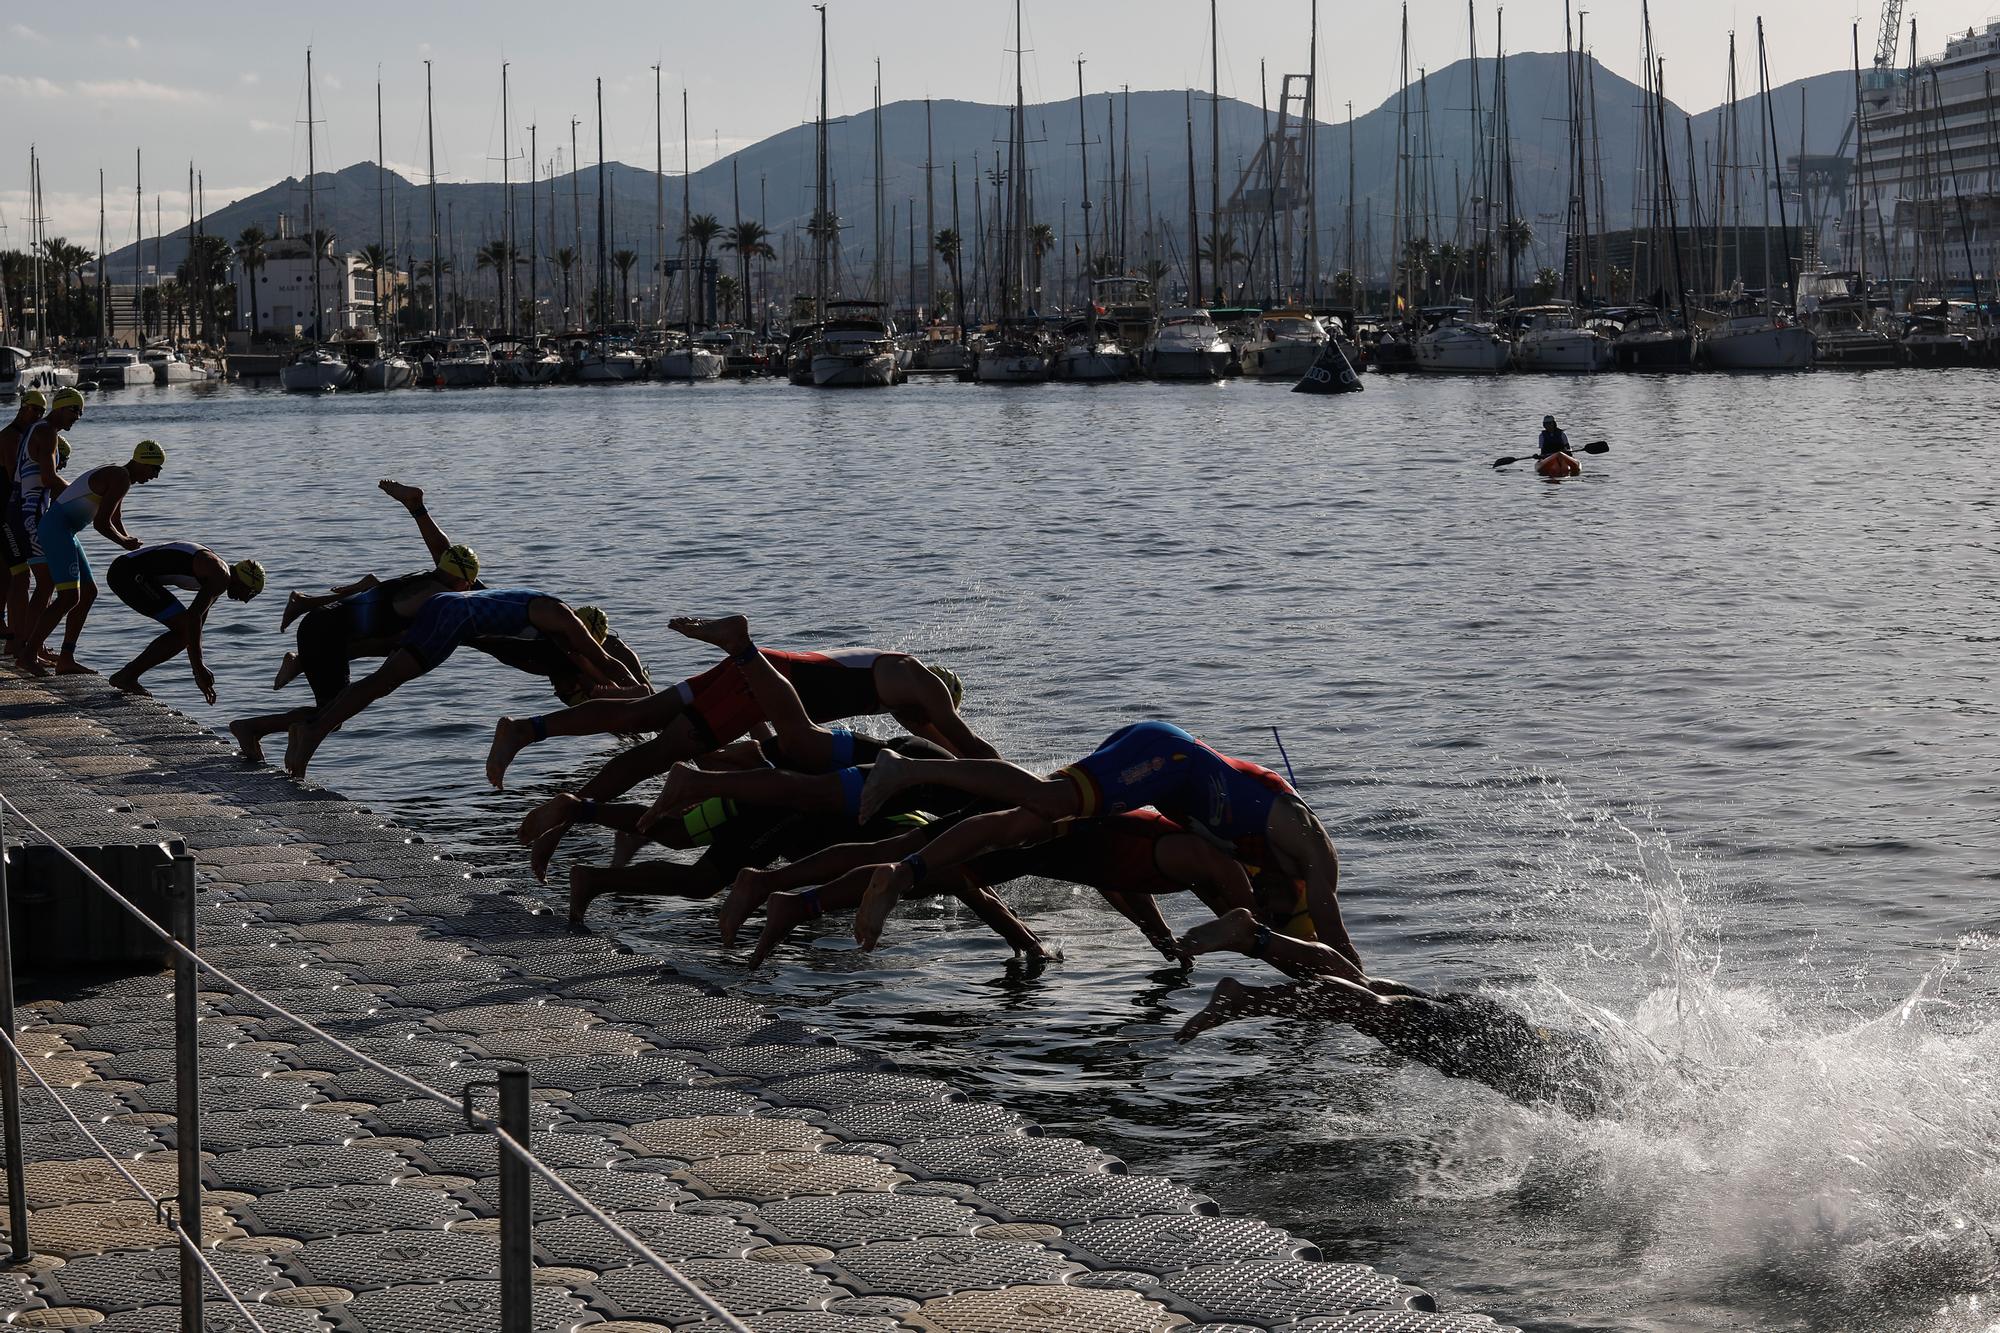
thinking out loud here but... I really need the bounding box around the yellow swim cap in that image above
[50,387,84,413]
[436,543,480,583]
[927,663,964,709]
[131,440,166,468]
[575,605,609,642]
[230,559,266,596]
[18,389,46,410]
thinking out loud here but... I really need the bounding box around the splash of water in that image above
[1429,794,2000,1329]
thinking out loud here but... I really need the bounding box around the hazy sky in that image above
[6,0,1993,245]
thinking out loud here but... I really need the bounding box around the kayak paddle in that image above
[1492,440,1609,468]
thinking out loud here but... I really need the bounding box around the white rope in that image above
[0,1024,272,1333]
[0,793,752,1331]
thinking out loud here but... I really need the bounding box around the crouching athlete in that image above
[105,542,266,700]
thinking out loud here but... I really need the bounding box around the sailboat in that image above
[974,0,1051,385]
[359,74,414,390]
[1055,61,1132,381]
[1513,5,1612,373]
[1700,22,1814,370]
[281,50,354,393]
[807,13,897,387]
[1416,9,1510,375]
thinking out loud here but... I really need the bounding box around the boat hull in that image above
[1513,333,1613,373]
[976,351,1052,383]
[812,353,898,387]
[1902,336,1974,368]
[1702,325,1814,371]
[494,358,562,385]
[1144,348,1231,380]
[1414,333,1511,374]
[574,356,645,383]
[654,350,725,380]
[85,362,156,388]
[1612,333,1694,370]
[279,358,353,393]
[359,357,417,390]
[1246,341,1329,377]
[437,362,497,387]
[1053,347,1131,381]
[1814,334,1899,368]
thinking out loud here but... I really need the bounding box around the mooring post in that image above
[169,852,202,1333]
[0,807,29,1262]
[498,1066,532,1333]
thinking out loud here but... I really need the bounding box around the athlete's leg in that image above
[718,823,935,946]
[1265,797,1360,970]
[852,805,1058,949]
[876,654,999,759]
[52,578,96,673]
[108,615,191,693]
[488,687,684,789]
[568,857,727,925]
[1178,907,1366,984]
[378,479,451,562]
[857,754,1072,825]
[228,706,316,763]
[671,615,842,766]
[639,764,844,833]
[285,649,427,778]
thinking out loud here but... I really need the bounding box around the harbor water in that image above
[58,372,2000,1332]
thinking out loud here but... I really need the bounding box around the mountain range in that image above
[101,51,1858,285]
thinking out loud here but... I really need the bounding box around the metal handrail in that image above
[0,1023,272,1333]
[0,792,751,1333]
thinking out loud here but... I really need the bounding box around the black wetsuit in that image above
[294,569,473,707]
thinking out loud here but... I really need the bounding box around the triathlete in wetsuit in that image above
[228,479,481,763]
[8,387,82,670]
[497,613,993,878]
[0,389,46,640]
[849,720,1365,981]
[284,587,639,779]
[18,440,164,673]
[105,542,266,701]
[470,604,650,707]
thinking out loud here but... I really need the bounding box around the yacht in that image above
[1243,310,1334,378]
[1798,273,1897,368]
[911,324,971,372]
[974,325,1053,384]
[1609,308,1694,370]
[490,338,561,386]
[436,337,498,387]
[1,347,75,397]
[1901,304,1977,367]
[79,348,155,388]
[810,303,899,388]
[279,346,353,393]
[1093,278,1157,357]
[1052,319,1133,382]
[139,345,203,384]
[1510,306,1613,372]
[1142,309,1233,380]
[573,336,646,383]
[1700,300,1815,371]
[1412,313,1510,375]
[654,334,725,381]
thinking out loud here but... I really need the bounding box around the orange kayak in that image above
[1536,453,1581,478]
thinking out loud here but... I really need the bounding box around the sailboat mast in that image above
[426,61,441,336]
[1347,104,1357,309]
[376,75,387,338]
[1307,0,1319,303]
[1498,16,1517,304]
[1758,19,1798,314]
[595,78,607,327]
[305,51,321,346]
[1009,0,1025,319]
[654,65,664,330]
[1077,58,1094,332]
[924,98,936,318]
[502,64,513,335]
[1185,93,1202,305]
[873,61,885,304]
[529,124,539,334]
[134,149,142,340]
[682,87,692,330]
[1209,0,1221,304]
[96,171,105,342]
[814,3,829,320]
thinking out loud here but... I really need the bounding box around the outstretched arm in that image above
[534,600,638,690]
[93,478,141,549]
[182,562,230,703]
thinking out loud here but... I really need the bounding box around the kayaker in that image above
[1536,415,1581,478]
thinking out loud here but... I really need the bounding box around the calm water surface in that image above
[65,370,2000,1332]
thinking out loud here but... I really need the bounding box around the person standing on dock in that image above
[105,543,266,701]
[8,386,82,672]
[0,389,46,643]
[284,587,640,779]
[17,440,164,674]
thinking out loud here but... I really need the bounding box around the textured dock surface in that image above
[0,674,1515,1333]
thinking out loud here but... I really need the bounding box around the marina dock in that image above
[0,672,1514,1333]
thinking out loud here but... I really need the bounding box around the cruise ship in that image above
[1850,20,2000,286]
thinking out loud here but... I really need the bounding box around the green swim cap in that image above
[436,543,480,583]
[576,605,609,643]
[927,663,964,709]
[131,439,166,468]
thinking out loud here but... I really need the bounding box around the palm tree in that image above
[1435,242,1466,298]
[235,227,269,337]
[1331,270,1358,305]
[682,213,721,322]
[475,241,517,326]
[1530,267,1560,303]
[612,250,638,320]
[1198,230,1242,301]
[1026,222,1054,308]
[1139,257,1170,310]
[715,274,740,319]
[553,247,577,326]
[1500,217,1533,301]
[1399,236,1437,297]
[722,219,774,326]
[415,257,454,329]
[933,228,963,333]
[38,238,92,337]
[0,249,29,335]
[358,243,392,331]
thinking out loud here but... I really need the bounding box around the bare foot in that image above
[748,890,819,968]
[1178,907,1260,961]
[487,716,536,790]
[635,763,700,834]
[854,862,913,951]
[107,671,149,697]
[378,478,425,508]
[855,751,913,824]
[609,829,643,871]
[568,864,609,925]
[668,615,751,654]
[54,657,95,676]
[13,653,46,677]
[718,867,774,947]
[272,651,302,689]
[228,719,266,764]
[280,593,309,632]
[1175,976,1253,1043]
[527,826,569,884]
[283,721,317,779]
[516,793,579,847]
